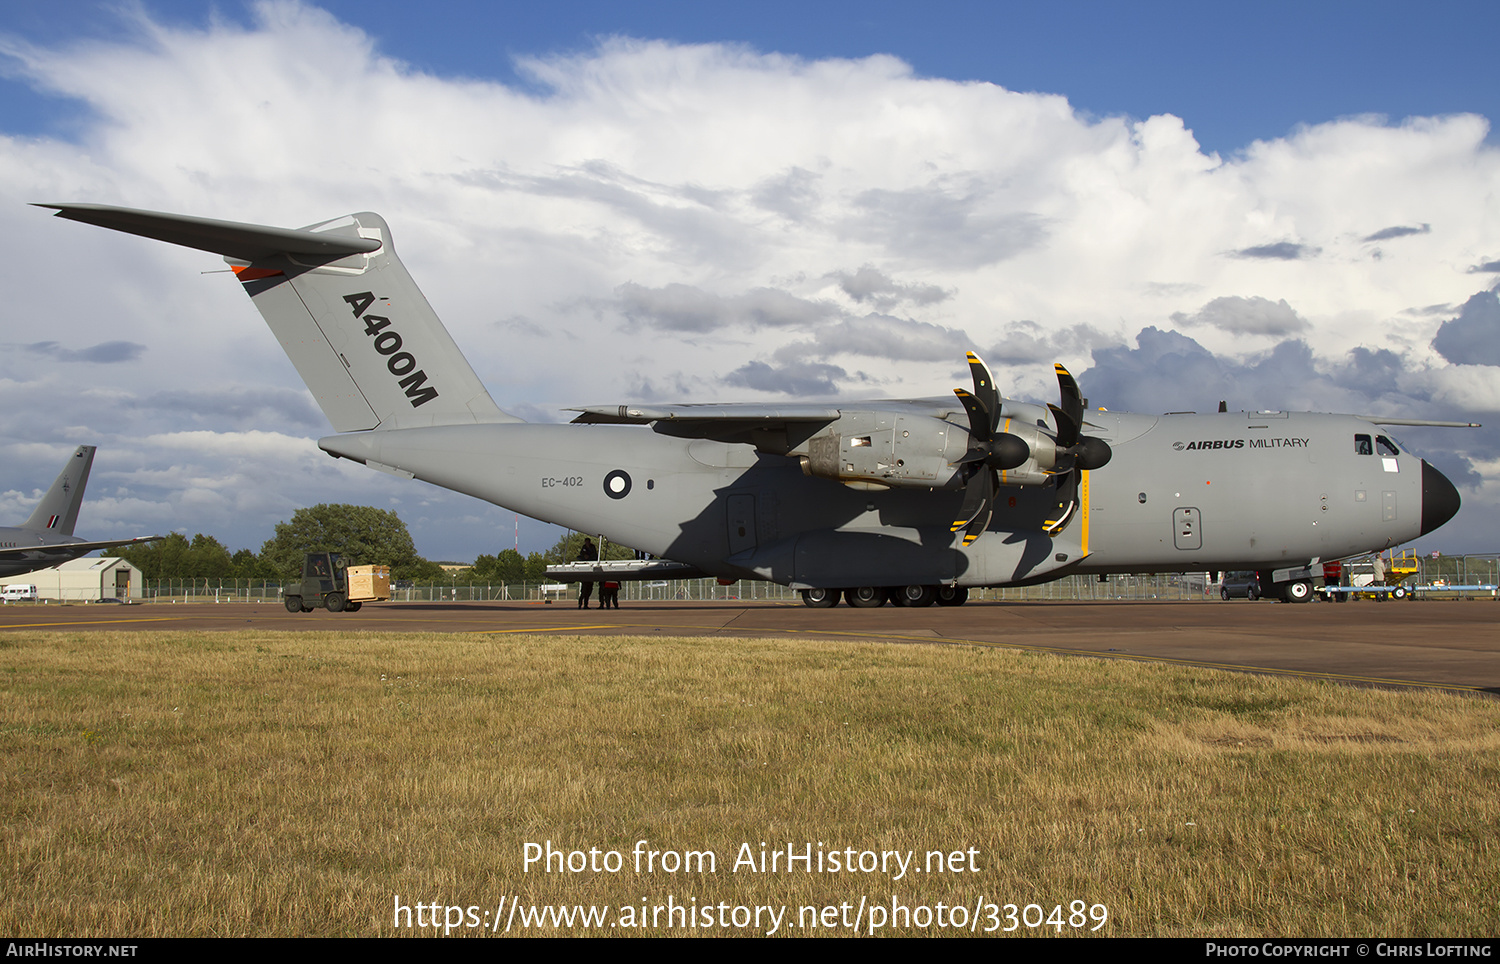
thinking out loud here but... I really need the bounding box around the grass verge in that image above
[2,630,1496,937]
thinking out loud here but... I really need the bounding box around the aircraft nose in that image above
[1420,460,1461,536]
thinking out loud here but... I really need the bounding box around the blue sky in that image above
[1,1,1497,562]
[7,1,1497,155]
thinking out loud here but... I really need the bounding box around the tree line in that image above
[104,503,636,582]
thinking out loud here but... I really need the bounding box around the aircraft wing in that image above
[1356,416,1482,428]
[0,535,165,560]
[569,402,844,425]
[569,402,845,444]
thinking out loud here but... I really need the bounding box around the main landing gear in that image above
[799,585,969,608]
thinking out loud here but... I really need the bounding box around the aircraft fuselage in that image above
[319,407,1448,590]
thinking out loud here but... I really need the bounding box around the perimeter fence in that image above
[130,553,1500,604]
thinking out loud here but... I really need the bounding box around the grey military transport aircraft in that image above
[0,445,162,578]
[38,204,1472,607]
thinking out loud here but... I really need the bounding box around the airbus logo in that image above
[1173,438,1310,451]
[1175,439,1244,450]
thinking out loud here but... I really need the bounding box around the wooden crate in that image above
[346,565,391,602]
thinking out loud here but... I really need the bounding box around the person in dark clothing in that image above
[600,580,620,609]
[576,537,598,609]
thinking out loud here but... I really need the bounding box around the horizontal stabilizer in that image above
[41,203,519,432]
[35,204,381,263]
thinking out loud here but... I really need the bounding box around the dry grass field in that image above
[2,629,1497,937]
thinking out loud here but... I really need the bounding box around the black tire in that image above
[935,585,969,606]
[845,586,885,608]
[284,595,302,613]
[1221,587,1231,601]
[1285,580,1312,603]
[325,592,346,613]
[897,585,936,607]
[800,588,839,608]
[345,601,362,612]
[1246,585,1258,601]
[1392,586,1408,600]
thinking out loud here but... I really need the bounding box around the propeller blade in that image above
[952,467,996,546]
[1047,403,1079,452]
[953,388,990,444]
[1054,363,1084,438]
[949,463,995,533]
[966,352,1001,435]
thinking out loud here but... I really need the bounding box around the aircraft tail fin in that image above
[37,204,520,432]
[22,445,95,536]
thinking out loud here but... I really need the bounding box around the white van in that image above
[2,584,38,602]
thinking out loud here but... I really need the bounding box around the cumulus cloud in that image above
[984,321,1110,367]
[1170,295,1309,336]
[1431,290,1500,366]
[724,360,846,396]
[2,2,1498,555]
[1232,242,1319,261]
[615,282,834,332]
[775,313,971,364]
[1363,223,1431,242]
[845,183,1046,267]
[832,266,949,311]
[24,340,146,363]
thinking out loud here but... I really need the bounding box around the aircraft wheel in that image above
[283,595,303,614]
[1285,580,1312,603]
[345,601,362,612]
[935,585,968,606]
[325,592,346,613]
[897,585,936,607]
[801,588,839,608]
[1221,588,1231,601]
[845,587,886,608]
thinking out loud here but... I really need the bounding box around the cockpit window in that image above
[1355,434,1372,455]
[1376,436,1399,457]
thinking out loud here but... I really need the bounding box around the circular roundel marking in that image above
[603,469,632,499]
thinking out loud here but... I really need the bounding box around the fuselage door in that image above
[1173,507,1202,550]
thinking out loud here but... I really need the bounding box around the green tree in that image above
[258,504,434,580]
[468,549,527,584]
[106,532,234,580]
[542,532,636,565]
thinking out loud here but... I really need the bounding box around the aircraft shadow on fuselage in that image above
[658,452,1072,588]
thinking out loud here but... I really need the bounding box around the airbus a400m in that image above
[40,204,1469,607]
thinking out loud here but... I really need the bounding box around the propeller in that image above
[1048,364,1113,475]
[949,355,1113,545]
[949,352,1029,546]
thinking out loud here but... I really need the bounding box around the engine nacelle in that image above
[790,411,1056,490]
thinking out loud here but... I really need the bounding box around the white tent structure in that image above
[0,557,140,602]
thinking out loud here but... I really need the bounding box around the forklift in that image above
[283,551,390,613]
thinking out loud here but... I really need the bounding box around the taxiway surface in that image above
[2,598,1495,694]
